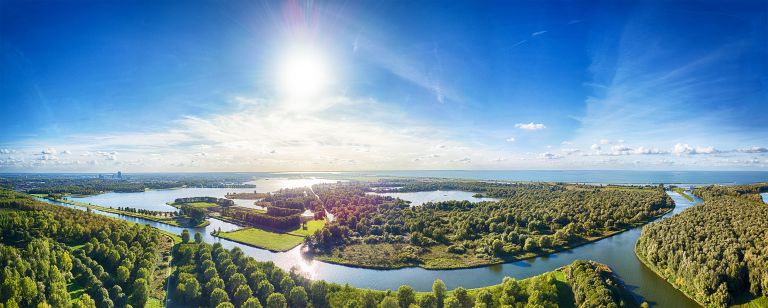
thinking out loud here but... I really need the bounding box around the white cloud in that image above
[591,144,601,151]
[737,146,768,153]
[561,148,581,155]
[61,150,71,155]
[634,147,668,155]
[505,137,516,142]
[0,149,14,154]
[38,154,58,161]
[40,148,57,155]
[531,30,547,36]
[4,96,521,171]
[540,152,563,160]
[672,143,719,155]
[599,139,610,145]
[515,122,546,130]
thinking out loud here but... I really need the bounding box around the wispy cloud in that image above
[515,122,546,130]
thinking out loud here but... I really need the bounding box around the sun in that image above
[277,45,332,99]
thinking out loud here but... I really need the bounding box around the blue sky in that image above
[1,0,766,172]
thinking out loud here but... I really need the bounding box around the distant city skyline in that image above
[1,0,766,172]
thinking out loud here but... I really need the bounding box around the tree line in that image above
[0,189,171,308]
[307,182,673,267]
[170,239,635,308]
[219,188,318,231]
[636,186,768,307]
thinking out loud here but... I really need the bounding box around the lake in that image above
[373,190,497,206]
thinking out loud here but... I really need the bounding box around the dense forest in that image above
[219,188,320,231]
[169,240,635,308]
[692,183,768,203]
[0,186,644,308]
[0,189,174,307]
[636,184,768,307]
[307,182,673,268]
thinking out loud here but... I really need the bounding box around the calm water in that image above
[763,193,767,203]
[374,190,498,206]
[68,177,338,211]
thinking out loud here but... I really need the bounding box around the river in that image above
[38,188,702,307]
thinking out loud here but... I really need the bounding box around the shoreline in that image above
[312,206,675,270]
[38,195,210,228]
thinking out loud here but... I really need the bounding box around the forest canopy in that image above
[636,187,768,307]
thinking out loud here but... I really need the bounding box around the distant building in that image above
[117,171,122,179]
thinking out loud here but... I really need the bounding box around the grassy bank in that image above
[672,187,694,201]
[214,227,306,252]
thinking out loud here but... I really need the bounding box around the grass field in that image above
[183,201,219,208]
[289,219,326,236]
[215,227,305,252]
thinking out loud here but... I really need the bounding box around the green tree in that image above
[266,293,287,308]
[419,294,437,308]
[443,297,460,308]
[73,294,97,308]
[310,280,329,308]
[182,229,190,243]
[228,273,247,294]
[195,232,203,244]
[216,302,235,308]
[524,237,538,252]
[432,279,446,308]
[453,287,471,308]
[117,266,130,285]
[242,297,263,308]
[288,286,308,308]
[379,297,399,308]
[131,278,149,308]
[210,288,230,308]
[206,277,225,294]
[500,277,521,305]
[48,267,71,308]
[279,276,295,293]
[474,290,492,308]
[184,276,202,304]
[361,290,378,308]
[233,285,253,307]
[257,280,275,303]
[397,285,415,308]
[19,277,37,307]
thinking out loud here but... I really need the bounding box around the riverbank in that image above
[314,206,675,270]
[38,194,210,228]
[672,187,694,201]
[634,246,706,307]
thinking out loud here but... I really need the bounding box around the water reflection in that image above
[38,190,702,307]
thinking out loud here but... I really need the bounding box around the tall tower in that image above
[117,171,122,179]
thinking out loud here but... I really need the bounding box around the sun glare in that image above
[277,46,332,99]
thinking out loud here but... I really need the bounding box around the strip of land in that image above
[37,194,210,227]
